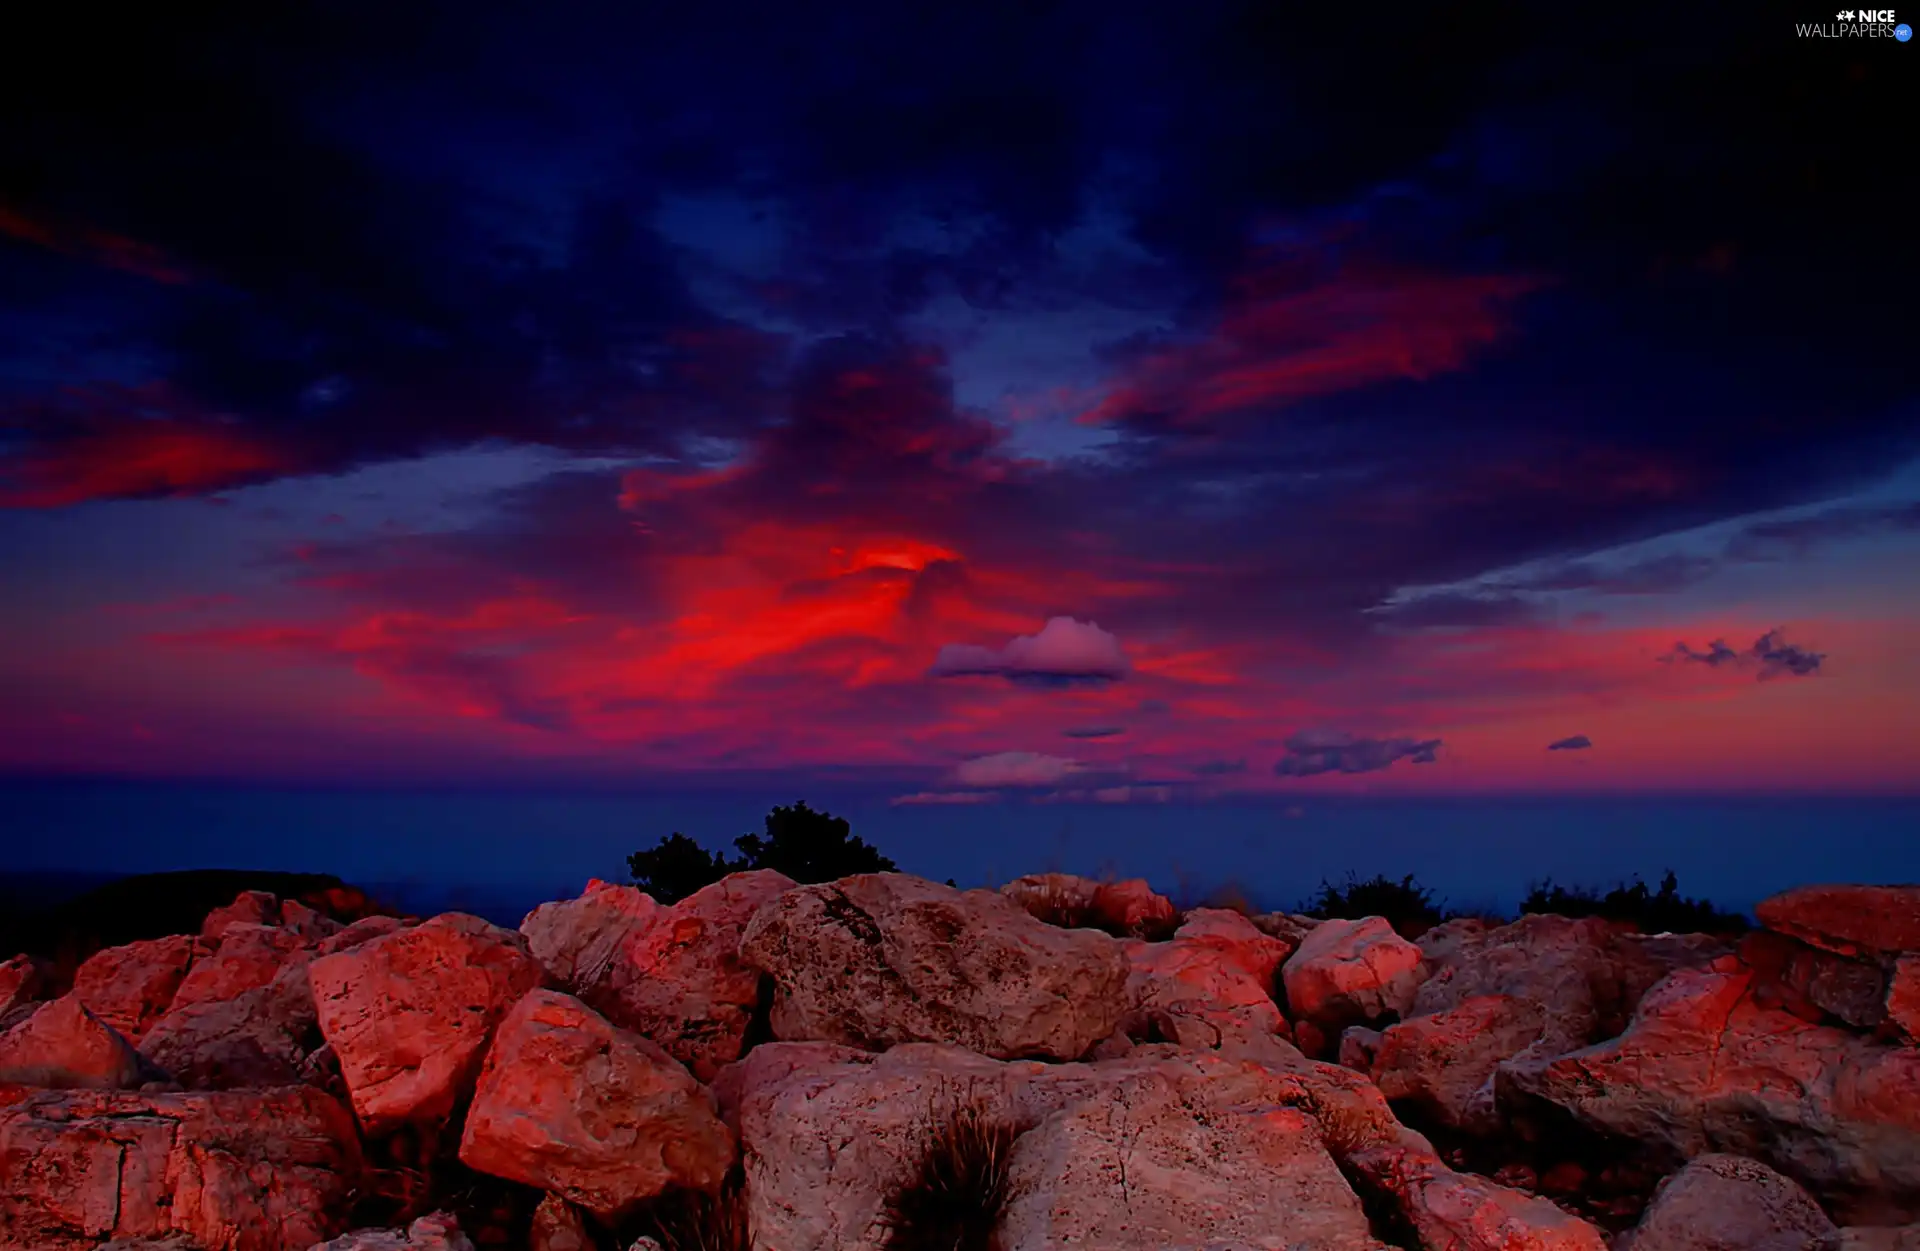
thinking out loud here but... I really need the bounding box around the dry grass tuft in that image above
[639,1170,753,1251]
[880,1100,1024,1251]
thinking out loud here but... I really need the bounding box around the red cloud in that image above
[0,201,191,285]
[1081,259,1541,428]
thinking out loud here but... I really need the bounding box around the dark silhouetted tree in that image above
[627,802,896,903]
[627,832,744,905]
[732,800,896,882]
[1521,870,1747,933]
[1301,872,1444,938]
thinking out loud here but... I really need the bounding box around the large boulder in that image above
[739,873,1129,1060]
[1890,957,1920,1042]
[1281,916,1426,1052]
[0,1085,363,1251]
[1823,1227,1920,1251]
[309,913,544,1134]
[1502,964,1920,1224]
[307,1213,474,1251]
[170,923,308,1013]
[1742,929,1890,1031]
[1119,908,1294,1053]
[1371,994,1550,1134]
[1757,886,1920,961]
[0,994,145,1089]
[458,989,734,1219]
[1616,1154,1840,1251]
[997,1065,1385,1251]
[202,890,280,941]
[139,963,320,1090]
[526,870,796,1081]
[72,935,198,1043]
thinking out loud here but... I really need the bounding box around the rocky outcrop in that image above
[1891,957,1920,1042]
[740,873,1129,1060]
[0,1085,363,1251]
[1346,1141,1610,1251]
[1616,1154,1839,1251]
[458,989,734,1219]
[0,994,145,1089]
[72,934,198,1043]
[170,922,308,1012]
[526,870,796,1080]
[310,913,544,1135]
[1757,886,1920,961]
[1502,963,1920,1224]
[1282,916,1427,1055]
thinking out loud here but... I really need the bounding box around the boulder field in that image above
[0,872,1913,1250]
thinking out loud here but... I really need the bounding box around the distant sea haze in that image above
[3,780,1916,926]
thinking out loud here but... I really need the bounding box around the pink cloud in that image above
[930,617,1129,686]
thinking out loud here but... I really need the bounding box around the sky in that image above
[2,4,1917,895]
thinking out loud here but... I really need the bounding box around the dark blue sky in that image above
[2,2,1916,895]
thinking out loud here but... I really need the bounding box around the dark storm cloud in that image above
[1547,734,1593,751]
[1664,630,1825,681]
[1726,500,1920,561]
[1273,731,1442,778]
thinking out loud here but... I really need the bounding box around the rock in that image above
[315,915,410,956]
[1373,994,1551,1134]
[140,963,319,1090]
[279,899,345,943]
[740,873,1129,1060]
[1345,1142,1609,1251]
[1249,911,1314,947]
[1418,917,1489,964]
[0,1084,363,1251]
[997,1066,1385,1251]
[0,954,46,1016]
[1339,1025,1384,1074]
[1891,958,1920,1042]
[1757,886,1920,961]
[459,989,735,1220]
[1502,965,1920,1224]
[202,890,280,942]
[710,1038,870,1132]
[308,1212,475,1250]
[73,935,198,1043]
[528,1195,593,1251]
[1281,917,1426,1049]
[0,994,146,1088]
[1616,1154,1840,1251]
[1743,929,1889,1031]
[170,923,308,1012]
[310,913,544,1135]
[521,879,662,990]
[999,873,1179,938]
[1120,908,1293,1053]
[532,870,795,1081]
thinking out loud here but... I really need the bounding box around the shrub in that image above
[1300,872,1444,938]
[1520,870,1748,934]
[627,800,898,905]
[636,1170,752,1251]
[881,1100,1023,1251]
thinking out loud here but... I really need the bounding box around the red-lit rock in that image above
[1742,928,1889,1030]
[1502,965,1920,1224]
[998,873,1179,938]
[1281,916,1426,1048]
[1891,956,1920,1042]
[310,913,544,1134]
[1373,994,1550,1133]
[0,994,145,1089]
[140,963,318,1090]
[308,1212,475,1251]
[458,989,734,1220]
[1119,907,1293,1053]
[278,899,344,943]
[315,915,409,956]
[0,954,46,1017]
[1346,1142,1609,1251]
[72,934,197,1044]
[530,870,794,1081]
[1757,885,1920,960]
[170,923,307,1012]
[0,1084,363,1251]
[740,873,1128,1060]
[527,1194,592,1251]
[202,890,280,942]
